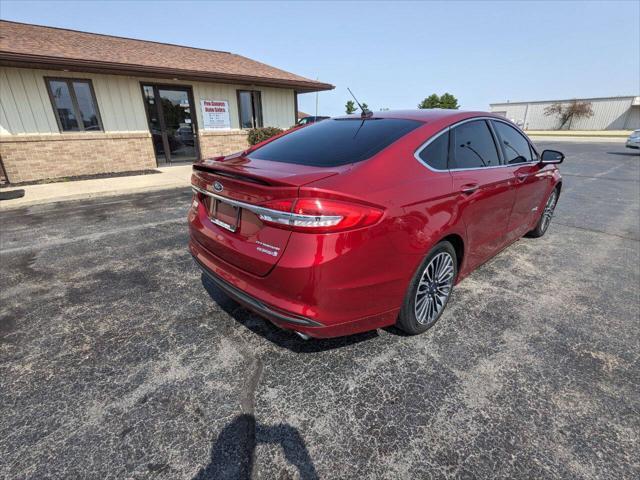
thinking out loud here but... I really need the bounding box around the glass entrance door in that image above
[142,85,199,164]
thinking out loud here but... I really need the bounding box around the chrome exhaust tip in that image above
[295,331,310,341]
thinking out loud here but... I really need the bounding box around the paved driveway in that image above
[1,141,638,479]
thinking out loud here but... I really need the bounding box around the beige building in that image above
[0,21,333,184]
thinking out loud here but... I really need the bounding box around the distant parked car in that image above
[177,126,195,146]
[297,116,329,126]
[151,128,180,153]
[625,129,640,149]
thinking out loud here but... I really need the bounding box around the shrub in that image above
[247,127,284,146]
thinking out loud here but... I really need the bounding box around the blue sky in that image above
[2,0,638,116]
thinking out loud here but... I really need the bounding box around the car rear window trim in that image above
[248,118,423,167]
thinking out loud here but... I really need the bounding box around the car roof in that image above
[333,109,505,123]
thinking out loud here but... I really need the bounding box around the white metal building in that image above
[490,96,640,131]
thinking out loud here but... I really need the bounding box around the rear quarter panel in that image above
[304,116,472,304]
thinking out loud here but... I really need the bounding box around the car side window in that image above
[418,130,449,170]
[450,120,500,169]
[492,121,534,164]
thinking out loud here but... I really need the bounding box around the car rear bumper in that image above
[192,253,322,328]
[189,237,401,338]
[626,136,640,149]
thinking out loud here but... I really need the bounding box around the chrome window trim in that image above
[191,185,342,225]
[486,118,506,165]
[413,125,451,173]
[413,116,540,173]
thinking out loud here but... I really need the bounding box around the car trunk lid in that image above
[191,155,340,276]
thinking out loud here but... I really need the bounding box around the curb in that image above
[525,131,631,138]
[528,135,627,143]
[0,184,190,212]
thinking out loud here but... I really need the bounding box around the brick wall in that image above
[198,130,249,158]
[0,132,156,183]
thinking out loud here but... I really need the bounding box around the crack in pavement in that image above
[554,221,640,242]
[560,173,640,183]
[0,218,186,254]
[236,342,264,479]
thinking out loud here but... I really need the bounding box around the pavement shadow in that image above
[607,151,639,156]
[192,414,319,480]
[201,274,378,353]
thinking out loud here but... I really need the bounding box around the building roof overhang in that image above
[0,52,333,93]
[0,21,334,93]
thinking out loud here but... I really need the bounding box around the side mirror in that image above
[540,149,564,164]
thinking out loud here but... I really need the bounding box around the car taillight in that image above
[258,198,383,233]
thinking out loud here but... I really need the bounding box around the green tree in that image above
[439,93,459,109]
[418,93,460,109]
[361,102,369,112]
[345,100,357,114]
[418,94,440,109]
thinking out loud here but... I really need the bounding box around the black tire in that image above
[396,241,457,335]
[526,187,559,238]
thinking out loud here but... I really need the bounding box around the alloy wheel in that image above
[414,252,455,325]
[540,190,557,233]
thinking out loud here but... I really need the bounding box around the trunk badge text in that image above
[212,181,224,192]
[256,240,280,257]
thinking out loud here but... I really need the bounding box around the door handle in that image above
[517,174,529,182]
[461,183,479,194]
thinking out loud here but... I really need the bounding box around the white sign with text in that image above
[201,100,231,130]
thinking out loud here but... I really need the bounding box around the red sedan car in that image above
[189,110,563,339]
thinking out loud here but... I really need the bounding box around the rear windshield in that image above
[248,118,422,166]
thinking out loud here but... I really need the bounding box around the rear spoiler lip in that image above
[192,159,342,187]
[192,162,279,185]
[193,161,381,210]
[192,164,270,185]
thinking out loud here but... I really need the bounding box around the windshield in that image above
[249,118,422,167]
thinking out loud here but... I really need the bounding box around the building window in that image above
[45,78,103,132]
[237,90,263,128]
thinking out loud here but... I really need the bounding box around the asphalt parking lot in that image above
[1,141,639,479]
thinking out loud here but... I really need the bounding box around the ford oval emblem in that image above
[213,181,223,192]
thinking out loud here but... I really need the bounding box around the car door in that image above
[448,119,516,270]
[491,120,549,240]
